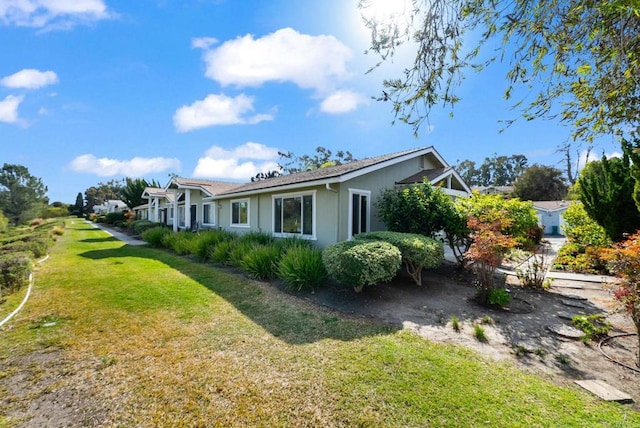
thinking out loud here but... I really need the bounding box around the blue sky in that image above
[0,0,622,204]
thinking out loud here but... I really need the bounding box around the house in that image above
[140,146,470,247]
[472,185,514,196]
[92,199,128,215]
[533,200,573,236]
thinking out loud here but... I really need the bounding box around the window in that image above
[231,199,249,227]
[273,192,315,238]
[349,189,370,238]
[178,206,185,227]
[203,203,215,225]
[169,207,174,221]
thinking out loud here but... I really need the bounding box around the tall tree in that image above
[578,153,640,241]
[119,178,161,209]
[71,192,84,217]
[622,137,640,212]
[0,164,48,225]
[512,164,568,201]
[361,1,640,142]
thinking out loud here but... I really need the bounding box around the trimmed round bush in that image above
[355,231,444,285]
[278,246,326,291]
[130,220,156,235]
[323,240,401,292]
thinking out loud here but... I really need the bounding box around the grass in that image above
[1,220,639,426]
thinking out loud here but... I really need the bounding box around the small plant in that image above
[572,314,611,342]
[480,315,494,325]
[512,345,529,357]
[534,348,548,359]
[556,354,571,365]
[51,226,65,236]
[473,324,487,342]
[193,229,236,261]
[450,316,460,332]
[487,288,511,308]
[516,247,551,288]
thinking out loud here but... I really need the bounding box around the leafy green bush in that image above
[141,226,171,248]
[0,236,49,258]
[323,240,401,292]
[228,241,256,268]
[0,253,32,296]
[240,231,275,246]
[194,230,237,261]
[129,220,157,235]
[105,212,127,225]
[278,246,326,291]
[572,314,611,342]
[488,287,512,307]
[242,244,282,280]
[562,203,611,248]
[162,231,198,255]
[355,231,443,285]
[210,240,238,265]
[553,242,610,274]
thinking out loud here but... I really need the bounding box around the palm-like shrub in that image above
[194,230,236,261]
[242,244,282,280]
[278,246,326,291]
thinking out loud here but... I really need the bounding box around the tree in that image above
[278,147,356,175]
[0,164,48,225]
[71,192,84,217]
[578,153,640,241]
[362,1,640,142]
[119,178,161,210]
[456,154,528,186]
[512,164,568,201]
[376,181,469,264]
[622,137,640,212]
[251,171,281,182]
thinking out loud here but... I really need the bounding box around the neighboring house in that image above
[139,147,470,247]
[211,146,470,248]
[92,199,128,215]
[472,185,514,196]
[533,200,573,236]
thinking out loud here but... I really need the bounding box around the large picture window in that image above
[202,203,215,226]
[273,192,314,238]
[231,199,249,227]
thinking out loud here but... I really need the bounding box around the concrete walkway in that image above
[87,221,149,246]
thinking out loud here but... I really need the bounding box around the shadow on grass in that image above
[79,245,399,345]
[80,237,120,243]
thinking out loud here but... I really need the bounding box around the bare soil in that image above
[300,262,640,408]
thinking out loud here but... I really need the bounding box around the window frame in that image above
[230,199,250,228]
[202,202,216,226]
[272,190,316,240]
[348,188,371,239]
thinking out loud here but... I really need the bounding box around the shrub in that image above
[0,237,49,258]
[355,231,444,285]
[228,241,256,268]
[52,226,65,236]
[242,244,282,280]
[278,246,326,291]
[210,240,239,265]
[516,248,551,288]
[572,314,611,342]
[130,220,156,235]
[194,230,236,261]
[240,231,275,246]
[104,212,126,225]
[141,226,171,248]
[29,218,43,227]
[473,324,488,342]
[562,203,611,248]
[488,287,512,307]
[553,242,610,274]
[162,231,198,255]
[323,240,401,292]
[0,253,32,296]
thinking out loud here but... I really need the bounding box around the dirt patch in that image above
[299,262,640,408]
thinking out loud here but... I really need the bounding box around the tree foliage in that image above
[278,146,356,175]
[561,203,611,249]
[0,164,48,225]
[512,164,568,201]
[119,178,161,210]
[622,137,640,212]
[361,0,640,141]
[456,154,528,186]
[577,153,640,241]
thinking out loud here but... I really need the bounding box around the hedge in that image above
[0,253,32,296]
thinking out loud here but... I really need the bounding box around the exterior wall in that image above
[535,209,567,236]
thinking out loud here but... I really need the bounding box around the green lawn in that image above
[1,220,638,426]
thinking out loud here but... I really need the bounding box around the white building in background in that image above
[92,199,128,215]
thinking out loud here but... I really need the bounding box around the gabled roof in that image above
[533,200,574,212]
[166,177,241,197]
[142,187,175,202]
[217,147,440,197]
[396,166,472,193]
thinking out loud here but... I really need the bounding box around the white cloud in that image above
[68,154,181,177]
[578,149,622,171]
[0,94,24,123]
[1,69,59,89]
[0,0,112,29]
[191,36,217,50]
[193,142,280,180]
[320,90,367,114]
[173,93,274,132]
[200,27,352,93]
